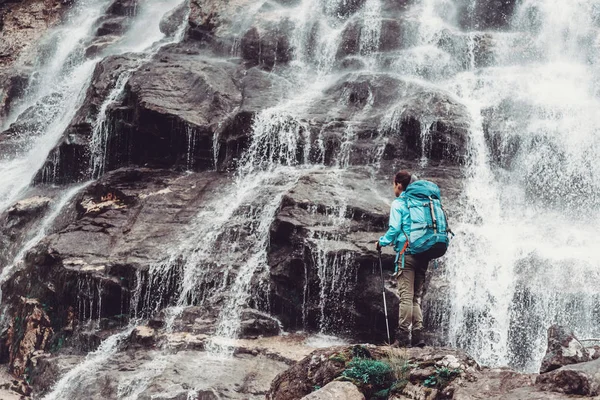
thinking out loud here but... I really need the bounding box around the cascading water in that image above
[400,0,600,371]
[42,327,135,400]
[135,0,387,353]
[6,0,600,396]
[0,0,105,212]
[0,182,91,302]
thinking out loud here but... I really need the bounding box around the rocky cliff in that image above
[0,0,599,398]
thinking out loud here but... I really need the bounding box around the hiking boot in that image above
[412,329,426,348]
[392,329,411,348]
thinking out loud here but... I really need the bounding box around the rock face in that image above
[0,0,71,119]
[301,381,365,400]
[270,344,600,400]
[536,358,600,396]
[458,0,518,30]
[540,325,590,374]
[1,0,590,398]
[5,297,53,379]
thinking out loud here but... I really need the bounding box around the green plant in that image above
[329,352,348,364]
[424,366,462,389]
[351,345,372,359]
[341,358,393,387]
[372,388,390,398]
[381,349,417,393]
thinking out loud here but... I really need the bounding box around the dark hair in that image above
[394,170,411,189]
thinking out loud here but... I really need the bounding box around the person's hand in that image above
[375,240,382,252]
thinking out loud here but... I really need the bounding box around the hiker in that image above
[376,170,450,348]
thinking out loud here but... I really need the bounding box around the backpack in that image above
[400,180,451,263]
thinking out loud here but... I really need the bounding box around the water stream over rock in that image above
[0,0,599,397]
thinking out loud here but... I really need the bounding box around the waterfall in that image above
[0,182,91,297]
[3,0,600,395]
[42,327,135,400]
[0,0,190,212]
[0,0,110,212]
[402,0,600,371]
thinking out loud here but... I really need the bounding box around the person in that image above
[376,170,428,348]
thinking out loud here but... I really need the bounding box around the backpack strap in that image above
[394,229,410,274]
[440,204,455,237]
[428,196,438,234]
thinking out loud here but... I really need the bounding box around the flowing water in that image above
[0,0,109,211]
[0,0,189,211]
[3,0,600,395]
[409,0,600,371]
[0,182,91,300]
[42,327,135,400]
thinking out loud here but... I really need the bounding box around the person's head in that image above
[393,170,411,197]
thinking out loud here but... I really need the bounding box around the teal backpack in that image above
[398,180,451,270]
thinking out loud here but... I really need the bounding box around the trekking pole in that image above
[377,246,391,344]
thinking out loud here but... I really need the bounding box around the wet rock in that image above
[105,0,138,17]
[269,170,395,339]
[95,16,130,36]
[240,309,281,338]
[301,72,470,167]
[187,0,256,50]
[336,18,405,60]
[110,45,242,171]
[6,297,53,378]
[130,326,156,346]
[6,196,51,224]
[33,348,290,399]
[86,0,139,55]
[589,345,600,361]
[0,71,30,121]
[2,169,226,331]
[325,0,365,18]
[0,0,70,68]
[536,358,600,396]
[0,0,71,119]
[35,54,141,183]
[301,381,364,400]
[539,325,589,374]
[458,0,518,31]
[159,0,188,37]
[435,29,496,70]
[269,168,462,341]
[336,22,360,60]
[379,18,404,52]
[240,21,293,70]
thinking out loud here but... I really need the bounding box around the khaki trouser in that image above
[397,254,429,333]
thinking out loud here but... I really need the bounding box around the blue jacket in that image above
[378,192,411,253]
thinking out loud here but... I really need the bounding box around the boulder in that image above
[159,1,188,37]
[239,309,281,338]
[301,381,364,400]
[537,358,600,396]
[6,196,51,224]
[268,345,479,400]
[130,325,156,346]
[85,0,139,56]
[240,21,293,70]
[539,325,589,374]
[114,45,242,171]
